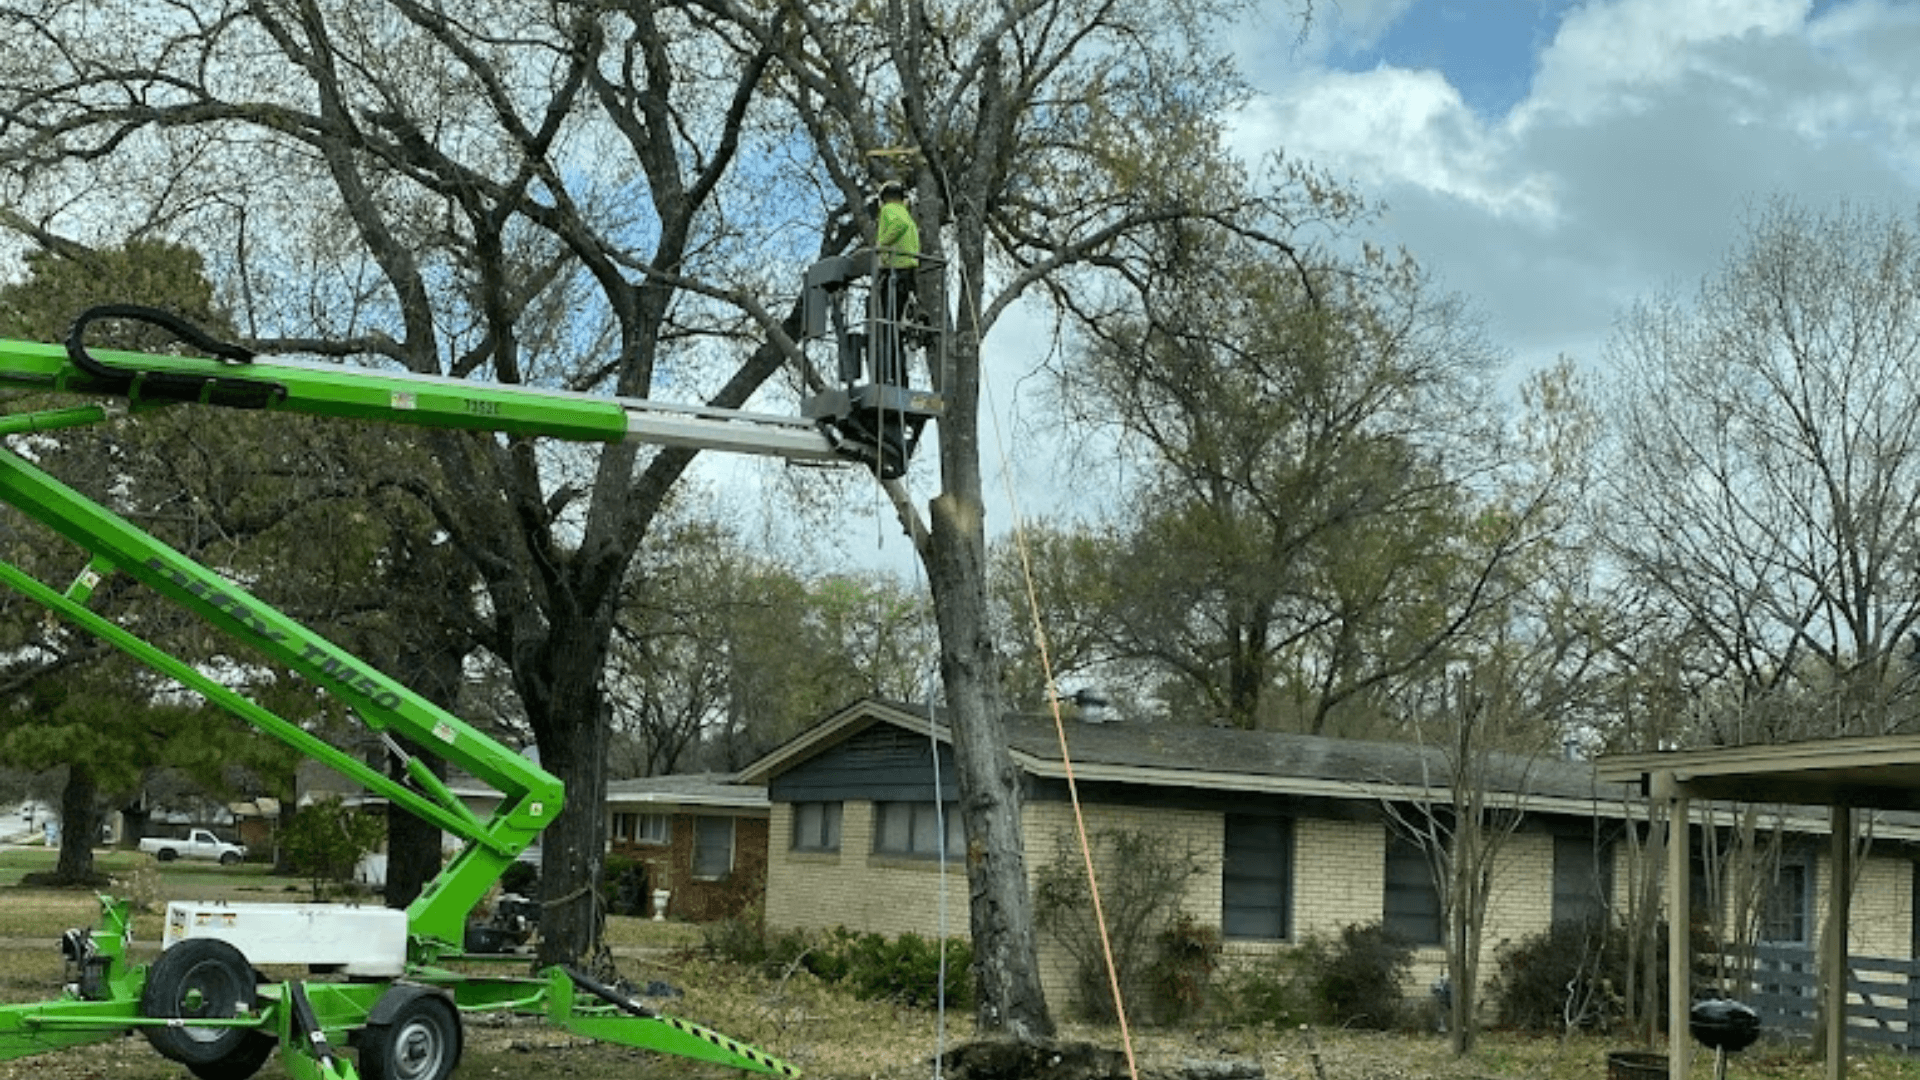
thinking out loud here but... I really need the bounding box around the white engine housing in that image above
[162,901,409,976]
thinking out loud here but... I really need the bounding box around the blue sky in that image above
[1221,0,1920,384]
[1329,0,1579,118]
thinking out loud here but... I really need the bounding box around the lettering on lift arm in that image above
[144,557,403,711]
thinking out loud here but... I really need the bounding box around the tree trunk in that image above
[1448,843,1478,1055]
[383,640,462,909]
[927,495,1053,1040]
[918,114,1053,1034]
[533,711,610,969]
[527,612,615,969]
[55,762,101,883]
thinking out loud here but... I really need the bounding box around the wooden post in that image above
[1667,779,1691,1080]
[1825,806,1851,1080]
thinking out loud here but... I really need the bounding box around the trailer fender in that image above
[364,984,454,1029]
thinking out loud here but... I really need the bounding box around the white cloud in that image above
[1517,0,1812,130]
[1233,66,1559,224]
[1225,0,1920,386]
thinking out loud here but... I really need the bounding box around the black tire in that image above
[156,847,178,862]
[141,938,262,1067]
[186,1032,278,1080]
[359,993,462,1080]
[218,851,241,866]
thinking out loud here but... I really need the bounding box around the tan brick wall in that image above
[767,796,1920,1024]
[1824,850,1909,959]
[1292,819,1384,936]
[764,801,972,941]
[1298,825,1559,1010]
[1484,832,1555,950]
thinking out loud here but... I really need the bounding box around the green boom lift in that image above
[0,258,942,1080]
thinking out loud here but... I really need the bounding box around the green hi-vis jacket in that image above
[877,200,920,269]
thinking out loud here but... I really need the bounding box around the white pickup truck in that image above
[138,828,247,865]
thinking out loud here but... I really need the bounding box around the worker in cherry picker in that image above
[872,179,920,386]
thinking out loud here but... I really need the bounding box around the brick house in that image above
[605,772,769,922]
[738,698,1920,1020]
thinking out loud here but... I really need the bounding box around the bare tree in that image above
[1600,198,1920,744]
[1384,641,1589,1053]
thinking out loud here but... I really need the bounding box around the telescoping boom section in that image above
[0,307,929,1080]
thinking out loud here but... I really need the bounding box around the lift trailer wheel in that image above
[359,989,462,1080]
[184,1031,278,1080]
[141,937,272,1074]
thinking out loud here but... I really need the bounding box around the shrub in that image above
[1296,921,1413,1029]
[1032,827,1209,1022]
[600,854,644,914]
[1489,917,1624,1033]
[500,859,539,897]
[699,918,970,1009]
[1147,914,1221,1023]
[1489,917,1706,1034]
[841,930,973,1009]
[702,903,772,967]
[282,795,385,901]
[1211,948,1314,1028]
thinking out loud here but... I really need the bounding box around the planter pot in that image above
[651,888,671,921]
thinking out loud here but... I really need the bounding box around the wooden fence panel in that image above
[1718,945,1920,1051]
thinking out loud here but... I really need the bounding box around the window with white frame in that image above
[791,801,843,852]
[691,815,735,879]
[872,801,962,859]
[612,812,670,846]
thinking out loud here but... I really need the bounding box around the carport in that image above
[1597,735,1920,1080]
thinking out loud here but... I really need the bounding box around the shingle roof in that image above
[998,713,1616,802]
[605,772,768,810]
[741,697,1631,808]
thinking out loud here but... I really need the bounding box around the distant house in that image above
[605,772,770,922]
[740,698,1920,1021]
[296,758,770,922]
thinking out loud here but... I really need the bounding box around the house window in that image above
[1756,855,1812,1003]
[791,802,843,852]
[612,812,670,846]
[1552,834,1613,926]
[692,816,735,879]
[873,801,962,859]
[1760,859,1810,944]
[1383,833,1443,945]
[1222,814,1292,940]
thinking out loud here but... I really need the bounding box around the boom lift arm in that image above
[0,287,942,1080]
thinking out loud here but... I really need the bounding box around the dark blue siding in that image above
[770,723,959,802]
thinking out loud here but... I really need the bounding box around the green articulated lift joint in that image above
[0,314,819,1078]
